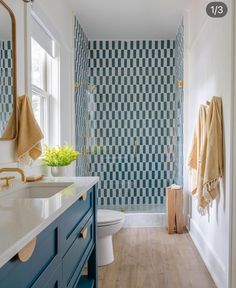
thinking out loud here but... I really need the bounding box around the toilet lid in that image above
[97,209,125,226]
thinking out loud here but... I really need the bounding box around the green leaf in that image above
[42,144,80,167]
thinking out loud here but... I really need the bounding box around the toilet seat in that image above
[97,209,124,227]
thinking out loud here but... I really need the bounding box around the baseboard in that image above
[189,219,227,288]
[186,213,191,231]
[124,213,166,228]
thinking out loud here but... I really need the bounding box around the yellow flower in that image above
[42,144,80,167]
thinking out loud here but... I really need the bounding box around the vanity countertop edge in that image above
[0,176,99,269]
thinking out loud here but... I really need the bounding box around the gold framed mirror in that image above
[0,0,17,140]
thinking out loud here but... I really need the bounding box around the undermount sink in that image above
[0,182,74,199]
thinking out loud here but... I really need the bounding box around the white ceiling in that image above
[69,0,191,40]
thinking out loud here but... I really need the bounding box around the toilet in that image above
[97,209,125,266]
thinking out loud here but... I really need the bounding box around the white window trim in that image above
[25,4,60,148]
[32,84,51,144]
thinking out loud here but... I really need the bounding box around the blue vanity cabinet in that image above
[0,184,98,288]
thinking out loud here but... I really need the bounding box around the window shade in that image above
[31,16,54,57]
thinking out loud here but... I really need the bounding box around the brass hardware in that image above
[79,192,87,201]
[80,227,88,240]
[74,82,81,88]
[0,176,15,189]
[0,168,26,183]
[26,175,44,182]
[178,80,184,89]
[18,238,37,262]
[74,80,96,93]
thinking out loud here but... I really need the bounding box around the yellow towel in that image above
[188,105,208,211]
[17,95,44,164]
[2,95,44,164]
[188,97,224,214]
[203,97,223,200]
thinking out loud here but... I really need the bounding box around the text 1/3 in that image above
[206,2,228,18]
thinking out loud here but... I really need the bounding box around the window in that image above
[31,38,52,143]
[31,15,59,145]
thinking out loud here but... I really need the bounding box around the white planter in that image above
[51,166,68,177]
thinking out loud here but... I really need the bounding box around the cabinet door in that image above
[63,216,95,288]
[60,187,94,255]
[0,222,60,288]
[32,264,62,288]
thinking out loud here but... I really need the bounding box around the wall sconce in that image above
[22,0,34,3]
[178,80,184,89]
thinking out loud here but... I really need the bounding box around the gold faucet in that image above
[0,168,26,189]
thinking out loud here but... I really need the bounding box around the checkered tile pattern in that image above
[0,40,13,135]
[88,40,177,207]
[175,19,184,186]
[74,17,90,176]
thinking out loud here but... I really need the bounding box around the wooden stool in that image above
[166,186,184,234]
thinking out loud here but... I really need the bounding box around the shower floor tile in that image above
[99,204,166,213]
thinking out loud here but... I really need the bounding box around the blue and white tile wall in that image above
[175,19,184,186]
[88,40,176,207]
[74,17,90,176]
[0,40,13,135]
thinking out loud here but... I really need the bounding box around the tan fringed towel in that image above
[203,97,223,200]
[187,105,208,212]
[188,97,224,214]
[17,95,44,164]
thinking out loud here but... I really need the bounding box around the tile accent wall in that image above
[74,17,90,176]
[88,40,176,207]
[175,19,184,186]
[0,41,13,135]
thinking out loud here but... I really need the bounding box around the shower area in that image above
[75,17,184,226]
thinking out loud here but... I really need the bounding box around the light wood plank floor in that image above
[98,228,216,288]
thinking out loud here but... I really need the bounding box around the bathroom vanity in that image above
[0,177,98,288]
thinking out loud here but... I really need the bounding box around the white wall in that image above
[230,3,236,288]
[0,0,75,173]
[185,0,233,287]
[0,7,12,39]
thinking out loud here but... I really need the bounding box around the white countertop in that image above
[0,176,99,268]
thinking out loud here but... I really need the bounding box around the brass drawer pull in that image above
[80,227,88,240]
[18,237,37,262]
[79,192,87,201]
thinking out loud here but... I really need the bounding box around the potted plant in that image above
[42,144,80,177]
